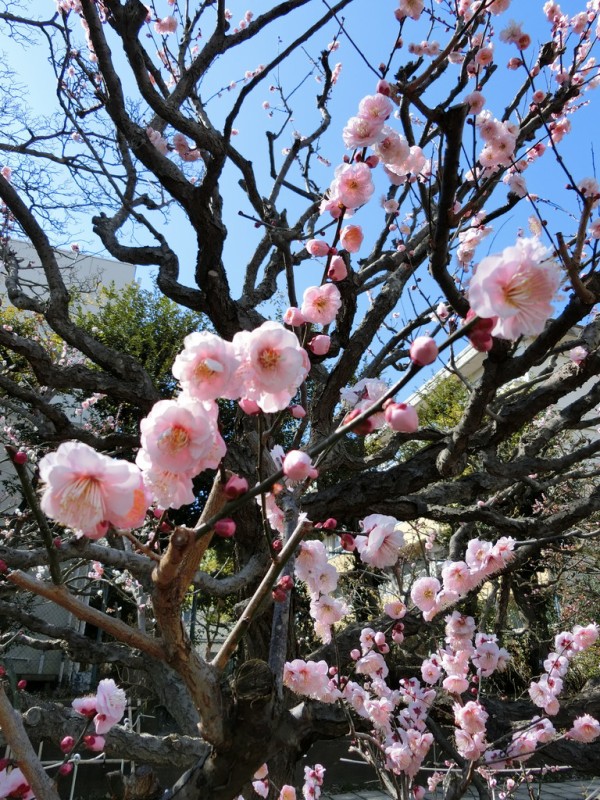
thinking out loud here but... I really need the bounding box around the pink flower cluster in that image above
[72,678,127,736]
[529,623,599,715]
[468,237,561,340]
[39,442,149,538]
[342,94,393,150]
[283,659,341,702]
[410,537,515,620]
[295,540,347,642]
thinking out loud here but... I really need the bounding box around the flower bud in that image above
[339,533,355,551]
[13,451,27,465]
[308,335,331,356]
[384,402,419,433]
[342,408,376,435]
[283,307,305,327]
[409,336,438,366]
[238,398,261,415]
[17,680,27,690]
[321,518,337,530]
[305,239,330,257]
[60,736,75,754]
[58,763,73,777]
[84,735,105,752]
[223,475,248,499]
[214,518,236,538]
[272,587,287,603]
[289,404,306,419]
[327,255,348,282]
[376,79,391,96]
[283,451,318,482]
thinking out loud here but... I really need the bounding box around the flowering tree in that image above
[0,1,600,799]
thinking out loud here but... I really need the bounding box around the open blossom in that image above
[410,577,441,612]
[395,0,424,20]
[0,768,33,800]
[355,515,404,568]
[234,321,309,412]
[154,15,177,34]
[468,237,561,340]
[39,442,146,537]
[327,162,375,210]
[342,115,385,149]
[301,284,342,325]
[136,449,196,510]
[139,397,225,475]
[172,332,241,401]
[567,714,600,743]
[94,678,127,734]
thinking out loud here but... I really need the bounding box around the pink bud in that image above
[409,336,438,366]
[283,450,318,482]
[376,79,391,96]
[374,632,386,647]
[272,538,283,552]
[223,475,249,499]
[272,587,287,603]
[350,648,361,660]
[392,622,405,643]
[53,537,62,549]
[17,680,27,690]
[384,402,419,433]
[305,239,330,257]
[308,335,331,356]
[289,404,306,419]
[60,736,75,754]
[342,408,376,435]
[214,518,236,538]
[321,518,337,530]
[278,575,294,591]
[12,451,27,465]
[238,398,261,415]
[364,155,379,168]
[0,560,8,574]
[465,310,495,352]
[58,763,73,777]
[379,643,390,654]
[283,307,306,327]
[340,533,356,551]
[84,735,105,752]
[327,255,348,282]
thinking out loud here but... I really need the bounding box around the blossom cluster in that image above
[410,537,516,620]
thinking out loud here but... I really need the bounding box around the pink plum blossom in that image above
[569,346,588,365]
[395,0,424,21]
[567,714,600,743]
[234,321,309,412]
[139,397,225,475]
[136,449,196,510]
[342,116,385,149]
[94,678,127,734]
[301,284,342,326]
[328,162,375,210]
[0,768,33,800]
[354,515,404,568]
[172,332,241,401]
[468,237,561,340]
[339,224,364,253]
[39,442,145,537]
[154,15,177,34]
[283,306,306,327]
[410,577,441,612]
